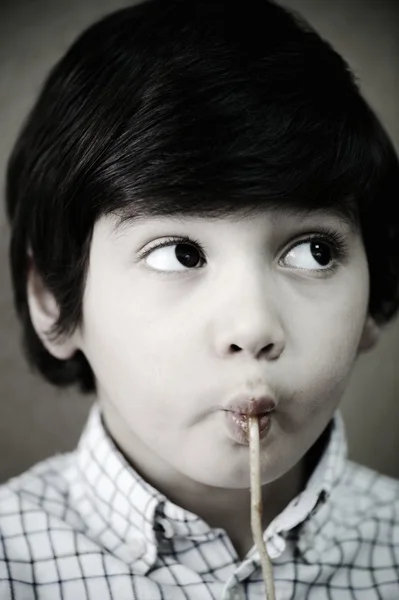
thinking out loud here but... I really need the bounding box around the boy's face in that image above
[47,209,376,488]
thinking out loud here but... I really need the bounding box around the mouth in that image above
[220,392,277,446]
[222,395,276,445]
[225,395,276,416]
[224,410,273,445]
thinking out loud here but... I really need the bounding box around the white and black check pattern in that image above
[1,403,398,599]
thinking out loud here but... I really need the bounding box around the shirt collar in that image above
[266,410,347,545]
[71,405,164,573]
[71,403,347,570]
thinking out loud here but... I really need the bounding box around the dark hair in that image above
[5,0,399,394]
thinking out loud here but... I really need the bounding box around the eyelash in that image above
[138,226,349,275]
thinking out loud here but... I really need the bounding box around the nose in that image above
[212,272,286,361]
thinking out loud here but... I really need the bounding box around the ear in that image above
[27,256,80,360]
[357,315,381,354]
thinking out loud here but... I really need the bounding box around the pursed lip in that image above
[224,395,276,416]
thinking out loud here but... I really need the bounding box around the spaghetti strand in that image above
[248,415,276,600]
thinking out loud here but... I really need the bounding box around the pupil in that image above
[311,242,331,266]
[176,243,201,267]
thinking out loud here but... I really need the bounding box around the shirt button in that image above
[123,539,146,563]
[159,518,174,539]
[271,533,286,555]
[229,585,244,600]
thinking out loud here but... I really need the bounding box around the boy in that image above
[1,0,399,598]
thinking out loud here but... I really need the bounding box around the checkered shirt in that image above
[1,403,398,599]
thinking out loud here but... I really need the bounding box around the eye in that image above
[282,238,336,271]
[141,237,206,272]
[139,230,348,274]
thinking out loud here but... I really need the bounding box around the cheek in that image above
[292,274,369,409]
[305,259,368,351]
[81,287,184,415]
[80,282,140,386]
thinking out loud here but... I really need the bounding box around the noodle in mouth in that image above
[246,415,276,600]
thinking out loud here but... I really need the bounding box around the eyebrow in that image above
[111,203,359,234]
[110,211,187,235]
[272,205,359,233]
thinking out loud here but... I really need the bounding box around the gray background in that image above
[0,0,398,483]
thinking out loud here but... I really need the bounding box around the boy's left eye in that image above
[139,232,347,274]
[283,239,334,271]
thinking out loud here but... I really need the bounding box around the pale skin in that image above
[27,207,380,559]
